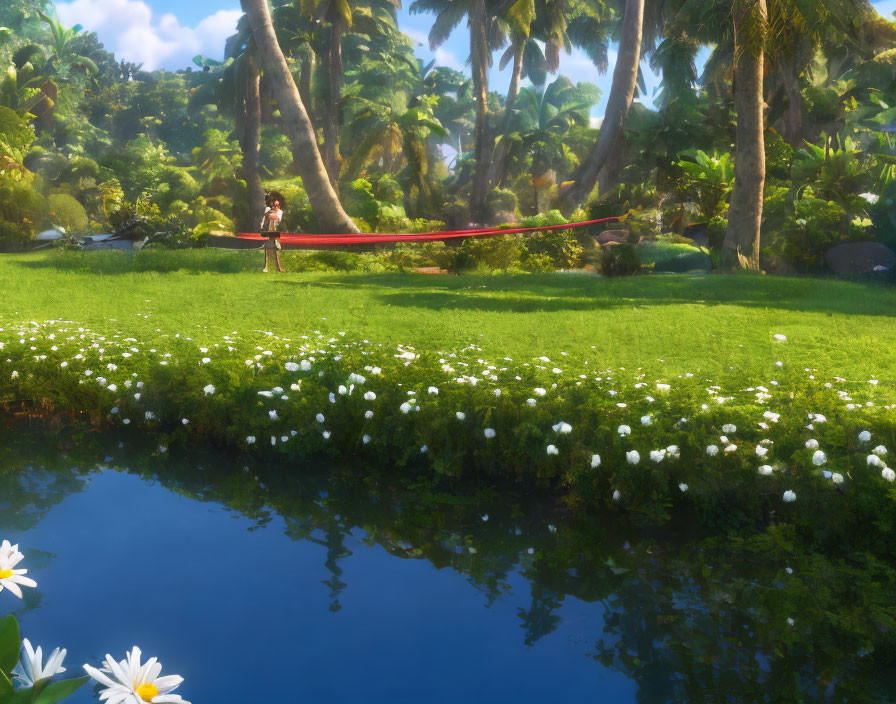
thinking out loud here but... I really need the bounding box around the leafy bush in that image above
[763,191,868,271]
[639,238,711,273]
[459,234,526,271]
[0,179,44,244]
[0,217,33,249]
[46,193,89,233]
[259,128,293,176]
[600,243,642,276]
[524,230,583,269]
[153,166,201,215]
[675,149,734,221]
[487,188,519,218]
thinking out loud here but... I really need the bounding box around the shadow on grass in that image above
[9,251,896,317]
[274,272,896,317]
[8,249,259,274]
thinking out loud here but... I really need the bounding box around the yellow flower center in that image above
[0,569,12,579]
[136,683,159,702]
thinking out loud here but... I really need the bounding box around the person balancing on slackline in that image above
[261,199,284,273]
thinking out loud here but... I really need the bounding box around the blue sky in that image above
[56,0,896,119]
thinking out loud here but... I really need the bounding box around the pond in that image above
[2,432,894,703]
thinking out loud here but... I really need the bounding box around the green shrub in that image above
[46,193,89,233]
[0,179,44,239]
[0,217,33,249]
[460,234,526,271]
[153,166,201,215]
[524,230,584,269]
[259,129,293,176]
[487,188,519,217]
[600,243,642,276]
[763,191,868,271]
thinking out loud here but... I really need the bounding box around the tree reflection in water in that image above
[2,430,896,702]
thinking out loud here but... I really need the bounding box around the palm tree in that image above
[411,0,504,222]
[722,0,766,270]
[37,12,98,78]
[558,0,645,210]
[190,17,266,233]
[241,0,359,233]
[502,76,599,211]
[342,90,447,215]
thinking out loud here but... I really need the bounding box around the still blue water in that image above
[3,452,634,703]
[3,437,894,703]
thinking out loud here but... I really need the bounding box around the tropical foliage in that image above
[0,0,893,272]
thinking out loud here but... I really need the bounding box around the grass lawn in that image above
[2,248,895,382]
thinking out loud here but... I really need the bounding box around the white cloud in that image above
[435,47,462,71]
[56,0,240,71]
[403,27,429,48]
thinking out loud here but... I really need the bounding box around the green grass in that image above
[2,248,895,382]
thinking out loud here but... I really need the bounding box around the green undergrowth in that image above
[1,317,895,561]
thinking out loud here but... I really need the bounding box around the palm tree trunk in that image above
[322,16,344,185]
[780,51,802,147]
[469,0,492,223]
[300,51,314,124]
[504,40,524,131]
[241,0,358,233]
[558,0,644,211]
[532,172,539,214]
[598,133,626,195]
[722,0,767,270]
[487,39,524,190]
[241,55,266,233]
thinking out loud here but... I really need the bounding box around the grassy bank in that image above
[1,248,896,550]
[2,249,896,380]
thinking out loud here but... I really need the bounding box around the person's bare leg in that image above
[275,250,284,272]
[263,248,269,273]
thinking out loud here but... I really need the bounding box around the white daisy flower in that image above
[758,465,773,475]
[83,646,189,704]
[782,490,797,503]
[678,483,688,492]
[706,445,719,456]
[626,450,640,465]
[722,424,736,434]
[883,468,895,482]
[811,450,827,466]
[12,639,67,687]
[831,473,844,485]
[590,454,601,468]
[872,445,888,457]
[612,490,621,501]
[456,411,466,421]
[484,428,496,439]
[617,425,631,437]
[203,384,215,395]
[552,421,572,434]
[859,431,871,443]
[805,439,819,450]
[0,540,37,599]
[546,445,559,456]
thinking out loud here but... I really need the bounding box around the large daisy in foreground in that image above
[83,647,190,704]
[0,539,37,598]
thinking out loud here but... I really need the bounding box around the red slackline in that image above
[236,216,620,246]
